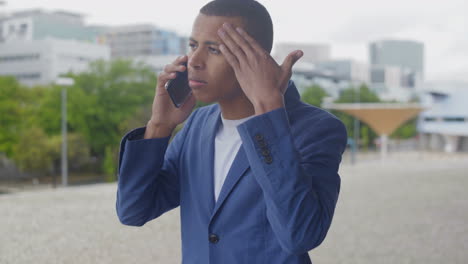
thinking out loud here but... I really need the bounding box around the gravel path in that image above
[1,152,467,263]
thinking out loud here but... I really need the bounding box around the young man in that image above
[116,0,347,263]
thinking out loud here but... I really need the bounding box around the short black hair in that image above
[199,0,274,53]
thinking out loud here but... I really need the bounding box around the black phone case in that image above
[165,63,191,108]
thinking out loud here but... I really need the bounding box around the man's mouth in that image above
[188,78,208,88]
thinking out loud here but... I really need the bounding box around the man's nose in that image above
[188,50,205,70]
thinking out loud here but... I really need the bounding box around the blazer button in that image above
[261,149,270,157]
[209,234,219,244]
[255,134,264,141]
[265,156,273,164]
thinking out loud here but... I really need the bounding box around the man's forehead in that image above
[191,14,245,36]
[190,15,245,45]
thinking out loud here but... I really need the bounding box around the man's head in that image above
[199,0,273,53]
[187,0,274,104]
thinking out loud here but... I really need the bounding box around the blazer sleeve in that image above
[116,110,197,226]
[237,107,347,254]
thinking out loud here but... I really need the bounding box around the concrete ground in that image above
[1,152,467,263]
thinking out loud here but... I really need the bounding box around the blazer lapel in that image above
[200,108,221,214]
[204,81,299,220]
[210,145,250,220]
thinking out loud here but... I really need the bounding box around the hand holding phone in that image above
[145,56,195,139]
[164,62,192,108]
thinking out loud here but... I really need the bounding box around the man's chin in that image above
[193,92,217,105]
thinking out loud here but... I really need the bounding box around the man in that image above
[116,0,347,263]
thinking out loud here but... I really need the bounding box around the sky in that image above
[2,0,468,82]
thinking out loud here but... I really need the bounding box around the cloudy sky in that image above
[3,0,467,82]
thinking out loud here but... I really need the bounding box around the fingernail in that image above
[218,29,225,36]
[236,27,243,34]
[223,23,230,29]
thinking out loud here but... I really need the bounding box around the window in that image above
[424,117,437,122]
[0,54,40,62]
[443,117,466,122]
[14,72,41,80]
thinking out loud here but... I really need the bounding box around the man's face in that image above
[188,14,245,104]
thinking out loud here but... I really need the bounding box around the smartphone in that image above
[165,63,192,108]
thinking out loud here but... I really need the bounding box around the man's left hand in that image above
[218,23,303,115]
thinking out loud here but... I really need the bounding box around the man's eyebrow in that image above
[189,37,220,46]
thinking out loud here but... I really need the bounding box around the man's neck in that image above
[218,92,255,120]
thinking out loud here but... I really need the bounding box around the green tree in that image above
[67,59,156,160]
[391,118,417,139]
[301,85,328,107]
[47,133,91,174]
[333,84,380,149]
[0,77,30,157]
[12,126,54,175]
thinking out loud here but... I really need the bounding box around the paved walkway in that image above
[1,152,467,263]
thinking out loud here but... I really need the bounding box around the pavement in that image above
[1,151,467,264]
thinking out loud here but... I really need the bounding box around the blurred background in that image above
[0,0,467,263]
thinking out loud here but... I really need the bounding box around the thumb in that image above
[281,50,303,71]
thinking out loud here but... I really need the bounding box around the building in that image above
[369,39,424,81]
[0,38,110,86]
[368,39,425,102]
[418,83,468,152]
[288,61,349,99]
[100,24,188,58]
[316,59,369,85]
[0,8,110,86]
[273,43,330,64]
[0,9,106,43]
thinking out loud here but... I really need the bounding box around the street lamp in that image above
[55,77,75,187]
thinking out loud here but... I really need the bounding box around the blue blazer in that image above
[117,81,347,264]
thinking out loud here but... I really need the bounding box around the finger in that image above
[219,44,240,70]
[164,63,186,74]
[235,27,268,56]
[173,55,188,65]
[218,26,247,64]
[157,71,177,89]
[221,23,255,59]
[281,50,303,71]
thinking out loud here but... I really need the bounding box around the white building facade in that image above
[101,24,188,58]
[418,85,468,152]
[0,38,110,86]
[273,43,331,64]
[316,59,370,85]
[0,9,106,43]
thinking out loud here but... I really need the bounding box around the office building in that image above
[0,38,110,86]
[369,39,424,81]
[100,24,188,58]
[369,65,417,101]
[0,9,106,43]
[418,83,468,152]
[274,43,331,64]
[316,59,369,84]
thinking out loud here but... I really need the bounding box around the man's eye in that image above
[189,43,196,49]
[209,47,220,54]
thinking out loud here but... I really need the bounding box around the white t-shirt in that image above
[213,114,254,202]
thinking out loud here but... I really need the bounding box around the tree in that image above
[67,59,156,160]
[12,126,54,175]
[391,118,417,139]
[301,85,328,107]
[333,84,380,149]
[0,77,30,157]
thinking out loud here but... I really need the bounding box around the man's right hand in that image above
[144,55,196,139]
